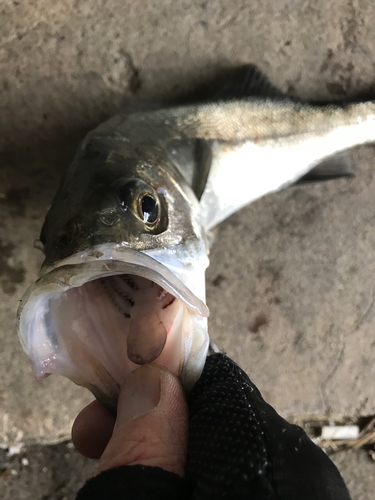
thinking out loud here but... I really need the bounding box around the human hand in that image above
[73,354,352,500]
[72,364,188,477]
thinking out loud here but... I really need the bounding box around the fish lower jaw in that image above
[18,264,209,412]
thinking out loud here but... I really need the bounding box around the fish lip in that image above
[37,244,209,317]
[18,253,209,345]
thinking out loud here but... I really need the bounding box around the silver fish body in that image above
[17,65,375,411]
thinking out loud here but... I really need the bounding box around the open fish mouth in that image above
[17,251,209,413]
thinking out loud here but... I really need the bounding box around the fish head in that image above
[18,135,210,412]
[41,137,202,264]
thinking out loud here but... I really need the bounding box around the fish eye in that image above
[118,181,161,228]
[138,193,158,225]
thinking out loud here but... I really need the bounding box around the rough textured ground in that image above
[1,0,375,497]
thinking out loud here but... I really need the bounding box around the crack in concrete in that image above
[320,337,346,415]
[355,286,375,331]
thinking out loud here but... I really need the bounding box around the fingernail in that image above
[117,365,161,424]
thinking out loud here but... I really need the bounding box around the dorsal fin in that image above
[214,64,287,100]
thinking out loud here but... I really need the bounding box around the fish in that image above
[17,64,375,412]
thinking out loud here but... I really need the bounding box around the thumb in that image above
[97,364,188,478]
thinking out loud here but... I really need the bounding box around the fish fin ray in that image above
[214,64,287,100]
[294,152,354,185]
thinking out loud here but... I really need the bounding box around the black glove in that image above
[77,353,351,500]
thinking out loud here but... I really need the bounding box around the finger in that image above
[72,399,116,459]
[97,364,188,477]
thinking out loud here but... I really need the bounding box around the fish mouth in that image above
[18,251,209,413]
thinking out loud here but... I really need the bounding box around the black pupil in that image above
[141,195,158,224]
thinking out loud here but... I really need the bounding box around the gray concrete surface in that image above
[2,0,375,497]
[332,449,375,500]
[0,442,95,499]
